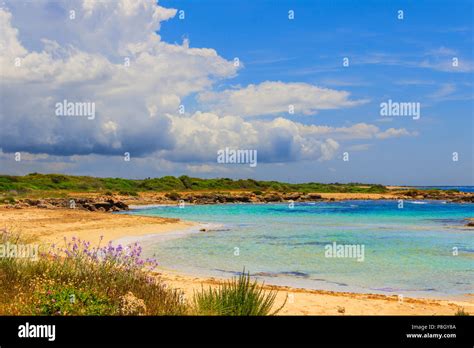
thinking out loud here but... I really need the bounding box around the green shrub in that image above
[33,284,116,316]
[193,270,285,316]
[50,175,68,184]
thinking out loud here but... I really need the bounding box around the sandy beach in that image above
[1,207,472,316]
[157,269,474,316]
[0,207,196,247]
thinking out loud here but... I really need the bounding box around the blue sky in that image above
[0,0,472,185]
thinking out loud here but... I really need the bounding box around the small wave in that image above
[256,235,280,240]
[289,241,330,246]
[409,201,428,204]
[128,204,169,210]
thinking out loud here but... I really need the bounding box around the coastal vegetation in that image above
[0,228,284,316]
[0,173,388,197]
[2,173,472,206]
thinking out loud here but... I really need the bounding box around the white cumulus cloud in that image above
[0,0,415,172]
[198,81,368,117]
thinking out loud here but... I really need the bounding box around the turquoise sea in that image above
[123,200,473,298]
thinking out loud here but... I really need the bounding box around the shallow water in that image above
[125,200,474,298]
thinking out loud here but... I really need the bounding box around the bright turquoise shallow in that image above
[125,201,473,298]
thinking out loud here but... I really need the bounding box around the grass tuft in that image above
[454,307,469,316]
[193,270,285,316]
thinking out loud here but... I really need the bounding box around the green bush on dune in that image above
[0,173,388,195]
[33,284,114,316]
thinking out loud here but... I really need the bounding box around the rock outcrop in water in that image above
[465,218,474,227]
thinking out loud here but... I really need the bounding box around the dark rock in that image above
[234,195,252,202]
[262,194,283,202]
[464,218,474,227]
[284,193,301,200]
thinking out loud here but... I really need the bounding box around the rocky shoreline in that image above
[156,189,474,204]
[2,188,473,212]
[5,198,129,212]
